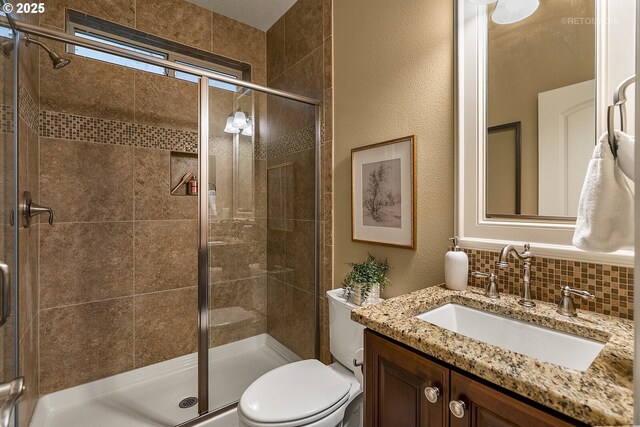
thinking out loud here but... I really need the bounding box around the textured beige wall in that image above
[487,0,595,215]
[333,0,454,298]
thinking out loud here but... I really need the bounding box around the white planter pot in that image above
[350,282,381,306]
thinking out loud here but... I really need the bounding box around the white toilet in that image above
[237,289,366,427]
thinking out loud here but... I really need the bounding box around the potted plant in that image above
[342,253,390,306]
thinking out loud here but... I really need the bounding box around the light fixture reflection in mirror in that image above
[469,0,540,25]
[492,0,540,24]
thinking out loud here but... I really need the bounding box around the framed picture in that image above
[351,136,416,249]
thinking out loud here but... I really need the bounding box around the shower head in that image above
[24,35,71,69]
[49,52,71,69]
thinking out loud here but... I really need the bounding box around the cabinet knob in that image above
[449,400,466,418]
[424,386,440,403]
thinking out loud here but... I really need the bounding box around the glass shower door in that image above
[205,80,319,413]
[0,25,21,427]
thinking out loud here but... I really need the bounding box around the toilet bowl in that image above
[238,289,367,427]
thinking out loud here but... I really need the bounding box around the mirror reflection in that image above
[486,0,595,218]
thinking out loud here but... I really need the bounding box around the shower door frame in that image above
[5,16,322,427]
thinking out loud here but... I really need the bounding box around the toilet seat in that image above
[238,360,352,427]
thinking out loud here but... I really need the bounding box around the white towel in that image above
[615,130,634,182]
[572,133,634,252]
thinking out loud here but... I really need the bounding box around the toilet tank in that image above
[327,289,365,372]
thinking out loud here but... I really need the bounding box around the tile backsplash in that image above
[465,248,633,320]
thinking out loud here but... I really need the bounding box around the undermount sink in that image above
[416,303,605,371]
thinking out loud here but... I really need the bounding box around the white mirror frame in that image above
[455,0,634,266]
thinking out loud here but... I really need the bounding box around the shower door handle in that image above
[0,263,9,327]
[0,377,23,427]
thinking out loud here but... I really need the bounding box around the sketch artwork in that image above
[362,158,402,228]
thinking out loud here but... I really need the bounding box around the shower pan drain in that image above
[179,397,198,409]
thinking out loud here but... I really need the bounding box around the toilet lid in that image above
[239,359,351,424]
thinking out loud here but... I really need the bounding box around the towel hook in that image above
[607,75,635,157]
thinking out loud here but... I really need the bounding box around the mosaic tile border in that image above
[41,110,269,160]
[40,110,198,153]
[19,82,38,133]
[267,125,316,160]
[0,104,12,135]
[465,248,634,320]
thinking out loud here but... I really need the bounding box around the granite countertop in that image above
[351,285,633,426]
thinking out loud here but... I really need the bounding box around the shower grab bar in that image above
[607,75,636,157]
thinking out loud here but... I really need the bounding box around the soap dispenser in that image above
[445,237,468,291]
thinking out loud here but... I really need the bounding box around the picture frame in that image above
[351,136,416,249]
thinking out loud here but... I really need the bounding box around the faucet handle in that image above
[472,271,499,299]
[557,286,595,317]
[560,285,595,300]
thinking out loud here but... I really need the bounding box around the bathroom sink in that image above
[416,303,604,371]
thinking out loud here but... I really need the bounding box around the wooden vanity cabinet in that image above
[364,329,448,427]
[364,330,580,427]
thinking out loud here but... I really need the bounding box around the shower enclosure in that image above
[0,10,321,427]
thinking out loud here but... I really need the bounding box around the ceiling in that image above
[186,0,297,31]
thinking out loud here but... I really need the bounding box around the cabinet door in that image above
[449,371,577,427]
[364,329,448,427]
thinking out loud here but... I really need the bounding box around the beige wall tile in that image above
[285,285,315,359]
[134,220,197,293]
[134,148,197,220]
[287,149,315,220]
[18,227,38,339]
[284,0,323,69]
[323,88,333,143]
[321,140,332,194]
[134,287,197,367]
[40,51,135,122]
[267,277,286,345]
[135,0,211,51]
[267,16,285,83]
[270,46,323,101]
[40,0,136,29]
[210,276,267,314]
[18,318,38,427]
[288,220,315,293]
[40,222,134,308]
[255,159,267,219]
[209,315,266,347]
[39,298,134,394]
[18,36,39,105]
[323,38,333,91]
[208,276,267,346]
[210,239,266,283]
[134,72,198,132]
[318,296,331,364]
[40,138,134,222]
[211,12,266,83]
[323,0,332,39]
[208,86,235,141]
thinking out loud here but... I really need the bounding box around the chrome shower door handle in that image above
[0,263,9,327]
[0,377,24,427]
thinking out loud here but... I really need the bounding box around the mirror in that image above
[485,0,595,218]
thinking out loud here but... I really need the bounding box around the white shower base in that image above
[30,334,300,427]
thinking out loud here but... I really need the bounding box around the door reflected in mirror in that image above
[486,0,595,219]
